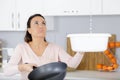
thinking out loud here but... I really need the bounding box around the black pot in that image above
[28,62,67,80]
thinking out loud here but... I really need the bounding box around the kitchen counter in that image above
[65,70,120,80]
[0,68,120,80]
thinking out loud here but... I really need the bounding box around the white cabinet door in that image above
[91,0,102,15]
[103,0,120,15]
[42,0,90,16]
[0,0,54,31]
[72,0,90,15]
[16,0,44,31]
[0,0,15,31]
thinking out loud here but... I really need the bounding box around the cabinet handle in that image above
[18,13,20,28]
[11,13,14,28]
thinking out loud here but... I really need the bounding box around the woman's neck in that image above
[30,38,47,49]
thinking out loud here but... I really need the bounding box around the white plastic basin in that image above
[67,33,111,52]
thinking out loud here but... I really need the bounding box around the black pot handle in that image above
[33,66,37,69]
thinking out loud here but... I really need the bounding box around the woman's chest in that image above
[21,51,59,66]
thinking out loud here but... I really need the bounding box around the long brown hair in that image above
[24,14,47,43]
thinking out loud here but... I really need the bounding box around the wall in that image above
[0,15,120,66]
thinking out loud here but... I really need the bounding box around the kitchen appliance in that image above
[67,33,111,52]
[28,62,67,80]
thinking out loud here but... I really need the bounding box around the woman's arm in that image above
[3,44,22,76]
[58,47,84,68]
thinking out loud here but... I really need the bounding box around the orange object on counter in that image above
[104,50,110,55]
[97,64,103,69]
[96,42,120,71]
[102,65,108,71]
[108,42,115,48]
[115,42,120,47]
[107,66,114,71]
[108,42,120,48]
[112,64,119,69]
[107,54,114,59]
[110,57,117,64]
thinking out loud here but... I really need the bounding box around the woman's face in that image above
[28,16,47,38]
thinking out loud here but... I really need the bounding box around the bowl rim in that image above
[67,33,111,37]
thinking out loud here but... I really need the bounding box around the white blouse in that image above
[4,42,84,80]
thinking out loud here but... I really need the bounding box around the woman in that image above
[4,14,84,80]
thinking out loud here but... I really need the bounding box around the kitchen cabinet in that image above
[42,0,102,16]
[0,0,54,31]
[0,0,15,31]
[42,0,90,15]
[0,0,43,31]
[16,0,44,31]
[102,0,120,15]
[90,0,102,15]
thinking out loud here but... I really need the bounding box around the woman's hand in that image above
[18,63,37,72]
